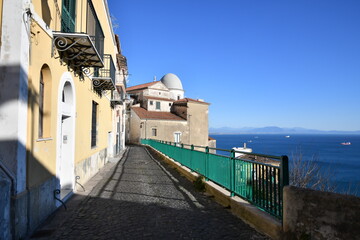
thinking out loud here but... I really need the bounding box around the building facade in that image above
[127,73,215,149]
[0,0,127,238]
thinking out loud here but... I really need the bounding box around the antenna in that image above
[153,75,157,82]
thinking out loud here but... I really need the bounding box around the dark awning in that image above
[92,77,115,92]
[52,32,104,70]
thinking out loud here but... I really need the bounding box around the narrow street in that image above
[31,145,267,239]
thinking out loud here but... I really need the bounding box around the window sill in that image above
[36,138,53,142]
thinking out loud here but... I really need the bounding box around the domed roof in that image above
[160,73,183,90]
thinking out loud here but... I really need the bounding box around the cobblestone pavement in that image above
[32,145,268,240]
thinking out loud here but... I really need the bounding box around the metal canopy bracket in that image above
[52,32,104,76]
[92,77,115,93]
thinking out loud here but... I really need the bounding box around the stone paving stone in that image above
[31,145,269,240]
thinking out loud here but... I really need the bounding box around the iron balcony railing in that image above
[91,54,116,93]
[93,54,115,84]
[141,139,289,220]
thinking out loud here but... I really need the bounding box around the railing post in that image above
[280,155,289,219]
[280,155,289,187]
[205,146,209,181]
[190,144,194,171]
[230,150,235,197]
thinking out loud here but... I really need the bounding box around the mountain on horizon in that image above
[209,126,360,134]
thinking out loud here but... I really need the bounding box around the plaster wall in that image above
[146,99,172,112]
[187,102,209,147]
[171,104,188,120]
[283,186,360,239]
[129,109,141,143]
[143,82,169,97]
[143,119,188,143]
[169,89,184,100]
[0,0,30,194]
[208,139,217,153]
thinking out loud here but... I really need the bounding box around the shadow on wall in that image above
[0,65,60,239]
[0,140,59,240]
[41,0,52,26]
[0,65,29,105]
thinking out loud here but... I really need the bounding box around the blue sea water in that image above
[210,134,360,196]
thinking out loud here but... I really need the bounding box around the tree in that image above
[289,149,336,192]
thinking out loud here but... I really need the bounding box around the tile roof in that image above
[174,98,210,105]
[126,81,160,92]
[132,107,186,121]
[144,96,174,102]
[208,136,216,141]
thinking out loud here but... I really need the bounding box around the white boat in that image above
[285,135,290,138]
[341,142,351,145]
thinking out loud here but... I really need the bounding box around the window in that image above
[38,72,44,137]
[177,96,180,100]
[38,65,52,138]
[150,101,153,105]
[156,101,161,110]
[91,101,98,147]
[169,103,172,107]
[87,0,104,58]
[174,132,181,143]
[152,128,157,137]
[61,0,76,33]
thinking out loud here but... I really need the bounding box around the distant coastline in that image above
[209,126,360,135]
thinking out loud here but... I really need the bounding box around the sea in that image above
[210,134,360,197]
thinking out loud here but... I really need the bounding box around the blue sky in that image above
[108,0,360,131]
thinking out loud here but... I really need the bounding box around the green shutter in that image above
[61,0,76,32]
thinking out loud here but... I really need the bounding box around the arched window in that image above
[38,65,52,138]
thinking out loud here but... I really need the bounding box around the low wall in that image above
[75,148,107,190]
[283,185,360,239]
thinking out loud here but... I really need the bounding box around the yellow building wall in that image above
[27,0,117,188]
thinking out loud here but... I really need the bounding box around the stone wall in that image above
[283,185,360,239]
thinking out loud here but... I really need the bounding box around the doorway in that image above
[56,75,75,200]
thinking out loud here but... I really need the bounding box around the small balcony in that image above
[92,54,116,93]
[117,54,127,69]
[110,90,123,108]
[52,0,105,77]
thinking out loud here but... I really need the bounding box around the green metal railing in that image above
[141,139,289,220]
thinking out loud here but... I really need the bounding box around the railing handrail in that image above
[153,139,281,160]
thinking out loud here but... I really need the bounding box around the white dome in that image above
[160,73,183,90]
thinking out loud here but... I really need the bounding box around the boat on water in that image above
[341,142,351,145]
[285,135,290,138]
